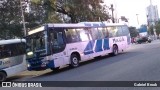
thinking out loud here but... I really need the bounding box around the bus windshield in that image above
[26,31,46,58]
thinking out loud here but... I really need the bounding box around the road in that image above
[5,40,160,90]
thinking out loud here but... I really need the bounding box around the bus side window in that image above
[101,27,109,38]
[50,31,59,47]
[122,26,129,36]
[17,43,26,55]
[90,28,99,40]
[98,27,105,39]
[9,44,16,57]
[0,45,12,58]
[107,26,117,37]
[85,28,93,40]
[79,29,89,41]
[57,32,65,45]
[0,45,5,59]
[107,27,113,38]
[49,28,66,54]
[117,26,123,36]
[65,29,81,43]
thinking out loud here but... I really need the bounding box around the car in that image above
[136,36,152,44]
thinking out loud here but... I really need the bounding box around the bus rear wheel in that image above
[0,72,7,82]
[110,45,118,56]
[69,54,80,68]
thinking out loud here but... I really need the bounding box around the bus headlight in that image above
[27,63,31,67]
[27,51,33,56]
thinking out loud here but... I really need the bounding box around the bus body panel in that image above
[0,39,26,79]
[3,55,27,77]
[44,36,128,69]
[109,36,128,53]
[43,42,91,68]
[0,55,24,69]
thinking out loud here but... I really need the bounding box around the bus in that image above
[0,39,26,81]
[26,22,130,71]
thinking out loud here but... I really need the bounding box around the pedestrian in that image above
[131,37,134,44]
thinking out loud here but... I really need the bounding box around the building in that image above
[139,25,148,37]
[146,1,159,26]
[146,0,159,39]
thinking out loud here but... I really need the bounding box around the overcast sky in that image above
[104,0,160,27]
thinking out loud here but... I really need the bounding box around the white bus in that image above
[26,22,130,71]
[0,39,27,81]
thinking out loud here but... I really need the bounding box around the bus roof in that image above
[79,22,127,27]
[0,39,26,45]
[28,22,128,35]
[47,23,89,28]
[28,23,90,35]
[28,26,45,35]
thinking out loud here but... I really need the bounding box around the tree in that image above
[0,0,110,39]
[0,0,23,39]
[40,0,109,23]
[155,21,160,36]
[148,25,154,35]
[120,16,128,22]
[26,0,63,28]
[128,26,139,38]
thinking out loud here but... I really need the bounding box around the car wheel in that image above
[148,41,151,43]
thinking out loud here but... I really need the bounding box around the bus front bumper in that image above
[27,59,55,71]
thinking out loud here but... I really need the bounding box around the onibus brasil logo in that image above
[2,82,42,87]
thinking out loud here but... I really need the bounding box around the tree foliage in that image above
[148,25,154,35]
[0,0,110,39]
[155,21,160,36]
[36,0,109,23]
[0,0,23,39]
[120,16,128,22]
[128,26,139,38]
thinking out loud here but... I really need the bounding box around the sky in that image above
[104,0,160,28]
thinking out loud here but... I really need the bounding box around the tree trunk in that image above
[70,14,77,23]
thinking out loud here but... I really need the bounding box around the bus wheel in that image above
[110,45,118,56]
[0,72,7,82]
[70,54,79,68]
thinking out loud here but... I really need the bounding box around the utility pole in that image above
[150,0,152,5]
[110,4,115,23]
[146,15,150,35]
[136,14,139,25]
[20,0,27,37]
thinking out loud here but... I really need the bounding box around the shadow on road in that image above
[6,75,33,81]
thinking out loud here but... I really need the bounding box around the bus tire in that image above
[110,45,118,56]
[0,71,7,82]
[69,54,80,68]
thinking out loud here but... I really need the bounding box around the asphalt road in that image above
[5,40,160,90]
